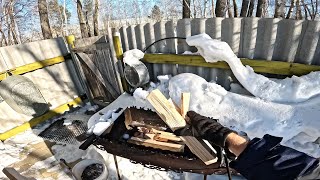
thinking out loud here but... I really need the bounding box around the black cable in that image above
[224,154,232,180]
[143,37,187,53]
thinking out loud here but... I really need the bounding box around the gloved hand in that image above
[185,111,236,148]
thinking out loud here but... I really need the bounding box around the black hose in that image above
[143,37,187,53]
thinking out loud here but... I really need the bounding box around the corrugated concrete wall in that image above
[118,18,320,89]
[0,37,83,133]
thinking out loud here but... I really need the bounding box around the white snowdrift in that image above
[169,73,320,158]
[186,33,320,103]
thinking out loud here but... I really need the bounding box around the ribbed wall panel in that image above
[117,18,320,88]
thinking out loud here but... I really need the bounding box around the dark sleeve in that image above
[229,134,319,180]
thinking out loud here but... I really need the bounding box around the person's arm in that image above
[225,132,249,157]
[183,111,320,180]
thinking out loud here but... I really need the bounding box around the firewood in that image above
[180,136,217,165]
[181,92,191,118]
[128,137,185,153]
[168,98,181,114]
[147,89,186,131]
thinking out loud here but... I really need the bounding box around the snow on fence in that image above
[0,38,83,133]
[118,18,320,89]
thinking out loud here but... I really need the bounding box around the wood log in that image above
[147,89,186,131]
[168,98,181,114]
[128,137,185,153]
[180,136,218,165]
[181,92,190,118]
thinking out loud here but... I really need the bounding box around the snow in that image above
[123,49,145,66]
[168,73,320,158]
[186,33,320,103]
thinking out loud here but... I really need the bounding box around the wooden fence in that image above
[72,36,122,106]
[118,18,320,89]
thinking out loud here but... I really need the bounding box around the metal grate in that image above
[39,118,88,144]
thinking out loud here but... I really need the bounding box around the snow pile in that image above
[87,108,125,136]
[169,73,320,158]
[186,33,320,103]
[123,49,144,66]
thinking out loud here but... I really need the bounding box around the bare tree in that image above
[240,0,250,16]
[76,0,89,38]
[274,0,285,18]
[38,0,52,39]
[216,0,227,16]
[248,0,255,16]
[212,0,215,16]
[93,0,99,36]
[296,0,303,19]
[256,0,267,17]
[227,0,233,17]
[233,0,238,16]
[286,0,295,18]
[183,0,191,18]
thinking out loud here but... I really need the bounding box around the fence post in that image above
[113,32,129,92]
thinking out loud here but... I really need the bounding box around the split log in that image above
[128,137,185,153]
[180,136,218,165]
[181,92,190,118]
[147,89,186,131]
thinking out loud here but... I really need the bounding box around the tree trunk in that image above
[93,0,99,36]
[38,0,52,39]
[233,0,238,17]
[85,11,92,37]
[296,0,302,19]
[193,0,197,17]
[274,0,285,18]
[203,0,208,17]
[212,0,216,17]
[183,0,191,18]
[248,0,255,16]
[240,0,250,16]
[9,0,20,44]
[286,0,295,18]
[227,0,233,17]
[256,0,266,17]
[76,0,89,38]
[216,0,227,17]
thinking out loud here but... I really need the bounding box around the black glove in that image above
[187,111,235,148]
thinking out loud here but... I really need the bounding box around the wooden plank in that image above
[2,167,36,180]
[147,89,186,131]
[0,97,82,141]
[181,93,191,118]
[0,56,66,81]
[128,137,185,153]
[154,133,182,142]
[142,54,320,76]
[168,98,181,114]
[180,136,218,165]
[76,52,120,99]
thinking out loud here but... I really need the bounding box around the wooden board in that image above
[147,89,186,131]
[181,136,218,165]
[168,98,181,114]
[128,137,185,153]
[181,93,190,118]
[0,56,67,81]
[142,54,320,76]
